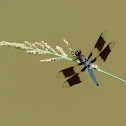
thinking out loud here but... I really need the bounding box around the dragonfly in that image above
[57,31,115,88]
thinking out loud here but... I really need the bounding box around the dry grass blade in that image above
[39,57,61,62]
[56,46,67,57]
[63,39,76,59]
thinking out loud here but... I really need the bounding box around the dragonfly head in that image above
[75,50,81,57]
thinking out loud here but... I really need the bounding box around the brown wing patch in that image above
[99,45,110,61]
[95,31,107,51]
[56,63,83,79]
[62,67,75,77]
[64,73,82,87]
[88,31,107,59]
[99,41,115,61]
[62,67,88,88]
[91,41,115,67]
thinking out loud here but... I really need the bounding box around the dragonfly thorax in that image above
[78,55,91,66]
[84,59,91,66]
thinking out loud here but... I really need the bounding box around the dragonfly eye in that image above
[75,50,81,56]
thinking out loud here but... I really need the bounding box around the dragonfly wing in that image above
[62,66,89,88]
[91,41,115,67]
[56,63,83,79]
[88,31,107,60]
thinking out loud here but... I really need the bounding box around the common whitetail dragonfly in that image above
[57,32,115,88]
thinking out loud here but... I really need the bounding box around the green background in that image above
[0,0,126,126]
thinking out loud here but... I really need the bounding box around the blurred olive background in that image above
[0,0,126,126]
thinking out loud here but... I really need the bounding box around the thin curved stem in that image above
[93,68,126,83]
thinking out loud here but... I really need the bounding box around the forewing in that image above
[88,31,107,60]
[56,63,83,79]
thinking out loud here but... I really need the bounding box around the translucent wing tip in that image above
[101,31,107,42]
[109,41,115,50]
[56,71,65,79]
[62,81,70,88]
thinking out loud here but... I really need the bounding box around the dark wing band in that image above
[62,66,88,88]
[91,41,115,67]
[88,31,107,60]
[56,63,83,79]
